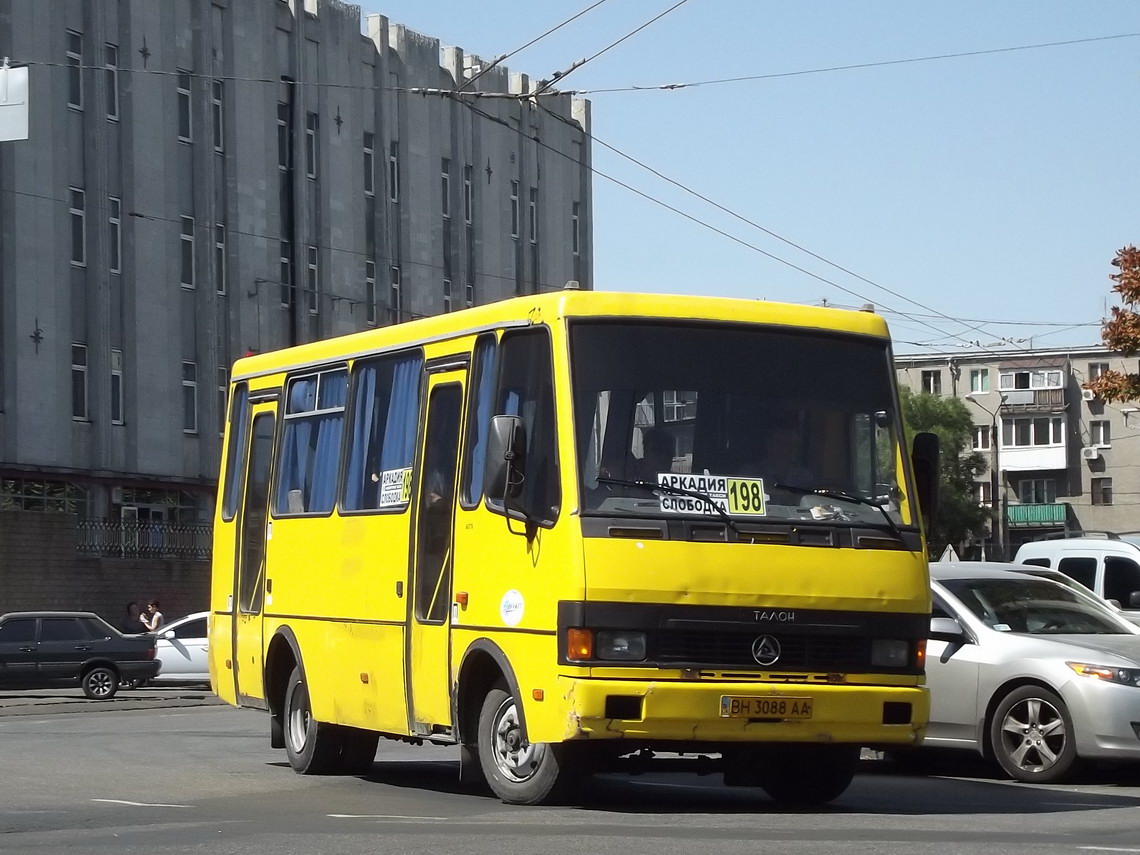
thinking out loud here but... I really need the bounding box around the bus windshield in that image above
[570,321,912,528]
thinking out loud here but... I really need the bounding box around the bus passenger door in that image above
[408,369,466,732]
[233,407,276,706]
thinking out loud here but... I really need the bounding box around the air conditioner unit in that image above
[1082,389,1096,402]
[1081,446,1100,461]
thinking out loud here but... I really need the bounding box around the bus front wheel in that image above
[477,685,575,805]
[754,745,859,806]
[283,666,345,775]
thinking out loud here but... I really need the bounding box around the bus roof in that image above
[231,291,891,381]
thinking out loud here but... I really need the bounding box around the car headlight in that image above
[1068,662,1140,686]
[596,630,647,661]
[871,639,911,668]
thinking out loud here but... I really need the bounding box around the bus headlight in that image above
[871,639,910,668]
[596,630,647,661]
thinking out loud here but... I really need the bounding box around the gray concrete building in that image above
[896,346,1140,558]
[0,0,593,545]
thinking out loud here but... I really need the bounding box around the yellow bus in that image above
[210,291,939,806]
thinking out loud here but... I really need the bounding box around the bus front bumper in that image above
[554,677,928,745]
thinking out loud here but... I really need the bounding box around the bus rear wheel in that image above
[283,666,345,775]
[477,685,575,805]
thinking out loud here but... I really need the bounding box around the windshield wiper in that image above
[595,476,741,537]
[772,482,904,540]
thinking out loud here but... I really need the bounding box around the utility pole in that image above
[966,391,1008,561]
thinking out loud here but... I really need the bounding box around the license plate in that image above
[720,695,813,719]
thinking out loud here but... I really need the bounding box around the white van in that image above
[1013,533,1140,623]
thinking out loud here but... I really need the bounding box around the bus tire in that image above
[756,745,859,806]
[283,666,343,775]
[477,684,573,805]
[336,727,379,775]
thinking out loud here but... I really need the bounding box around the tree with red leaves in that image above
[1086,246,1140,402]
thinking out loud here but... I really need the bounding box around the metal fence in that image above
[76,519,213,560]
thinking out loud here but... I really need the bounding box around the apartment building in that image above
[896,346,1139,557]
[0,0,593,535]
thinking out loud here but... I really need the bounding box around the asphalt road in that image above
[4,698,1140,854]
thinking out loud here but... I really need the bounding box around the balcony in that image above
[1006,503,1071,528]
[76,518,212,560]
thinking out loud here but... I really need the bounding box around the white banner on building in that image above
[0,65,29,142]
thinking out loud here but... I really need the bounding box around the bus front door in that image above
[233,407,276,706]
[408,370,465,733]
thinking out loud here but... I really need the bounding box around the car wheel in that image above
[82,666,119,700]
[477,684,576,805]
[989,685,1078,783]
[754,745,859,806]
[282,666,343,775]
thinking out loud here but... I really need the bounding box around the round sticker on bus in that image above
[500,590,525,627]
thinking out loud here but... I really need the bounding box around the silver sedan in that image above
[923,562,1140,783]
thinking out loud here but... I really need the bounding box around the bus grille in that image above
[655,631,872,671]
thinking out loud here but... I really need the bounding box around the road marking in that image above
[1079,848,1140,852]
[91,799,192,809]
[1046,802,1128,808]
[328,814,443,820]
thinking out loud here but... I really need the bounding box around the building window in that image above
[465,280,474,308]
[969,368,989,393]
[108,196,121,273]
[105,44,119,120]
[972,425,990,451]
[71,344,88,420]
[920,370,941,395]
[999,369,1063,391]
[463,164,473,224]
[211,80,224,152]
[443,278,452,313]
[365,260,376,325]
[388,141,399,202]
[1089,362,1109,382]
[510,181,519,239]
[363,133,375,196]
[1090,419,1111,447]
[66,30,82,110]
[69,187,86,266]
[1092,476,1113,506]
[180,216,195,289]
[529,186,538,244]
[217,368,227,437]
[110,348,124,425]
[1018,478,1057,504]
[572,201,580,256]
[974,480,992,506]
[1,477,90,516]
[306,246,318,314]
[182,361,198,433]
[176,71,192,142]
[1002,416,1064,448]
[440,158,451,218]
[279,240,292,306]
[277,102,290,170]
[663,390,698,422]
[214,224,226,295]
[305,112,318,178]
[389,265,401,324]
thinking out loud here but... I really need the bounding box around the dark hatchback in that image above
[0,612,160,699]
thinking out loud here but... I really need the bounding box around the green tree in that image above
[899,386,989,556]
[1087,245,1140,401]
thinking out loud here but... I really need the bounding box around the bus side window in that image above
[460,335,497,508]
[489,329,560,524]
[221,382,250,521]
[342,351,424,512]
[274,368,348,515]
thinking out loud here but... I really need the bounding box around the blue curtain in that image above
[275,418,313,513]
[463,340,497,504]
[307,411,343,512]
[344,364,378,510]
[379,354,422,471]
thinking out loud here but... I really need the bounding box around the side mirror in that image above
[1129,591,1140,609]
[161,629,175,640]
[483,415,527,508]
[929,616,967,643]
[910,431,940,532]
[1108,598,1124,610]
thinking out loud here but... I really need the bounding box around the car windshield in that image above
[569,321,911,528]
[943,577,1136,635]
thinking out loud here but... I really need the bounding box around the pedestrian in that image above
[140,599,164,632]
[121,601,146,634]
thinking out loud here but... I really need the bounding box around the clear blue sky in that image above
[366,1,1140,353]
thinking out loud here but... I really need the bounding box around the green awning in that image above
[1007,503,1070,527]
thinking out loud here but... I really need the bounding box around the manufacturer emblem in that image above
[751,635,781,666]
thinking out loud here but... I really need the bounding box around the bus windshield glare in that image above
[570,321,911,528]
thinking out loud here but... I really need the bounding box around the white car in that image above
[151,612,209,684]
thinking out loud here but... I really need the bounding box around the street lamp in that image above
[965,391,1009,560]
